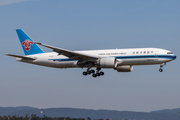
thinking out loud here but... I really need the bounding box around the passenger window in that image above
[136,52,139,54]
[144,51,146,54]
[133,52,135,54]
[147,51,150,54]
[151,51,153,53]
[140,51,142,54]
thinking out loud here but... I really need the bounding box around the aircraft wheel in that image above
[159,68,163,72]
[87,71,91,74]
[90,69,95,73]
[100,72,104,76]
[96,73,100,76]
[92,74,97,78]
[83,71,87,76]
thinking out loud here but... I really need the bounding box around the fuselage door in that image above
[155,51,159,57]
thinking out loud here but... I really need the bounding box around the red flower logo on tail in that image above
[22,40,34,51]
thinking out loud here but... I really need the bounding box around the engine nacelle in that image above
[116,65,133,72]
[98,57,117,68]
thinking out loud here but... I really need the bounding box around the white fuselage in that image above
[17,48,176,69]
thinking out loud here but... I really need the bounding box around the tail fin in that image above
[16,29,44,55]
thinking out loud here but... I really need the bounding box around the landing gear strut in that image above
[159,63,166,72]
[82,63,94,76]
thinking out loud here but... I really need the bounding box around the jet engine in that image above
[97,57,117,68]
[116,65,133,72]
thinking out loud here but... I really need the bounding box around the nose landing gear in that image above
[159,63,166,72]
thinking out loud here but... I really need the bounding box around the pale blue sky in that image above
[1,0,180,112]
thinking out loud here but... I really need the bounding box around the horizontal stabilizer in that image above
[5,54,36,60]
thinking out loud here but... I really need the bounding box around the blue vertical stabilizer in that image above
[16,29,44,55]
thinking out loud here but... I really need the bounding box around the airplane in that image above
[6,29,177,78]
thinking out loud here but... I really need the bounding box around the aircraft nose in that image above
[173,54,177,60]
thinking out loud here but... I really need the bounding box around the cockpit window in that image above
[167,52,173,54]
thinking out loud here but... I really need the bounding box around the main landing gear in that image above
[83,68,104,78]
[159,63,166,72]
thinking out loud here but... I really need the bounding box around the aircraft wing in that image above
[5,54,36,60]
[35,42,98,61]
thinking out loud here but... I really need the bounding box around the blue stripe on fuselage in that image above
[49,58,77,62]
[116,55,176,60]
[49,54,176,62]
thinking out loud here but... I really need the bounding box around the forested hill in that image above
[0,107,180,120]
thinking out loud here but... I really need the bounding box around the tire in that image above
[97,73,100,76]
[83,72,87,76]
[87,71,91,74]
[100,72,104,76]
[90,70,95,73]
[92,74,97,78]
[159,69,163,72]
